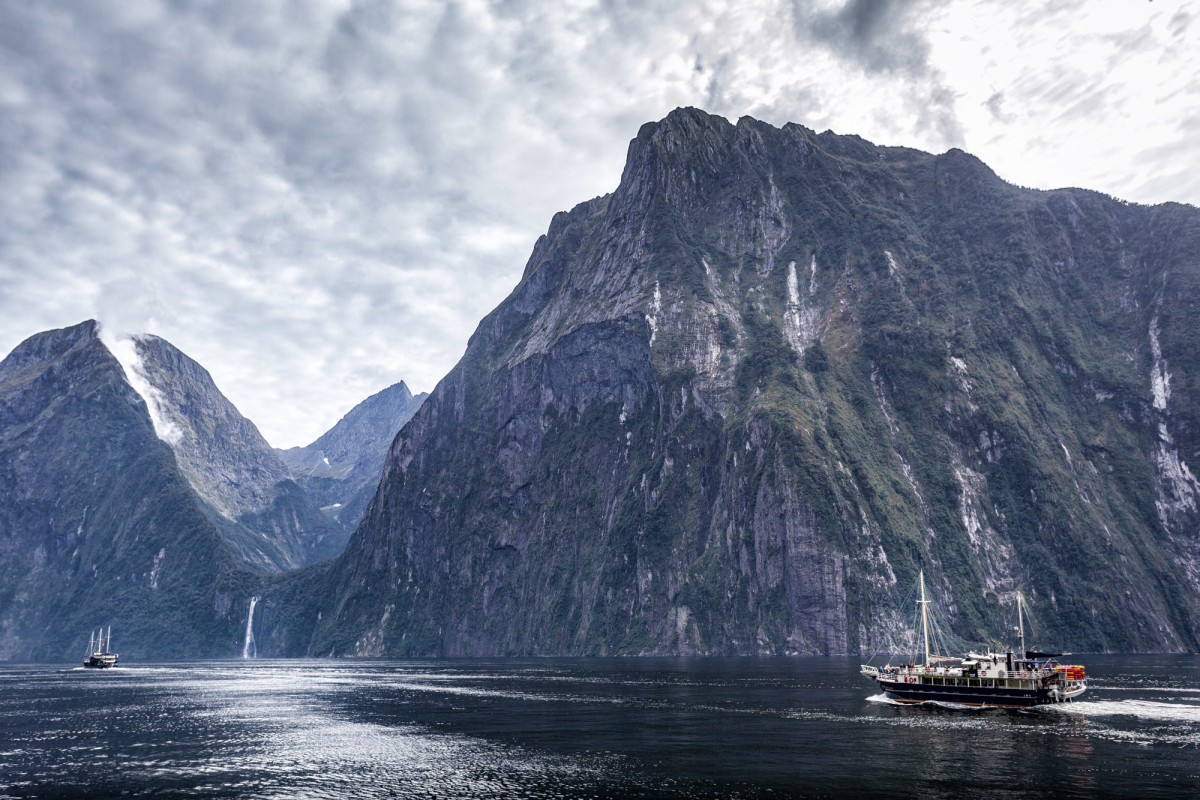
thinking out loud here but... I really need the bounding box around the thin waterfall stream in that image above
[242,596,259,659]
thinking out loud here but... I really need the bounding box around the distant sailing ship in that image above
[83,627,118,668]
[861,571,1087,707]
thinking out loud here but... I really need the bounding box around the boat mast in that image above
[106,626,111,653]
[919,570,931,667]
[89,630,94,655]
[1017,591,1026,658]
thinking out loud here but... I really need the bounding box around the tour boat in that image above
[860,571,1086,707]
[83,627,118,668]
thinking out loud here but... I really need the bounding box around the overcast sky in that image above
[2,0,1197,447]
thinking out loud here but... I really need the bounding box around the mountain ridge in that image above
[276,107,1200,657]
[6,109,1200,661]
[116,332,346,572]
[278,380,428,532]
[0,321,258,660]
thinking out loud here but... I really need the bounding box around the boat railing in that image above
[886,666,1055,680]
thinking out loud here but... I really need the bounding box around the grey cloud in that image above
[808,0,930,75]
[2,0,1187,444]
[0,0,526,443]
[2,0,969,444]
[985,91,1015,123]
[1104,23,1157,71]
[1169,10,1191,38]
[919,83,963,147]
[789,0,962,146]
[1128,112,1200,204]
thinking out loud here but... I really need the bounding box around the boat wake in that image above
[1103,686,1200,695]
[1047,699,1200,724]
[867,694,1200,720]
[866,693,999,711]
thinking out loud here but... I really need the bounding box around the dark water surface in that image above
[2,656,1198,798]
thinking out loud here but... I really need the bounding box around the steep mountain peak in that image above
[507,108,840,387]
[0,320,148,443]
[615,107,739,212]
[506,110,772,372]
[0,320,249,660]
[299,109,1200,658]
[278,380,428,532]
[99,330,344,571]
[136,333,221,390]
[634,106,731,143]
[295,380,423,467]
[932,146,1006,198]
[0,319,101,379]
[128,334,289,517]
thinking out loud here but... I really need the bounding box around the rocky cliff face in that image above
[291,108,1200,657]
[121,334,344,571]
[0,321,258,660]
[278,381,427,532]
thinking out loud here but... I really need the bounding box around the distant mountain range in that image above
[5,108,1200,661]
[0,320,420,659]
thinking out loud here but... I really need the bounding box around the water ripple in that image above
[3,657,1199,798]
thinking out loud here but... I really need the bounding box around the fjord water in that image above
[2,657,1197,799]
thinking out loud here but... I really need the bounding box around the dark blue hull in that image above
[879,679,1051,707]
[83,654,118,668]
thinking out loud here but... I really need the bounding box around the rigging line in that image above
[1020,594,1042,649]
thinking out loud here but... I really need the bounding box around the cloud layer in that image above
[1,0,1196,446]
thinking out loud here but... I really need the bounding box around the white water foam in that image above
[866,693,899,705]
[865,693,994,711]
[1048,699,1200,724]
[1103,686,1200,695]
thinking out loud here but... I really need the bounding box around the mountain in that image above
[278,382,427,532]
[282,108,1200,657]
[121,334,345,571]
[0,321,258,660]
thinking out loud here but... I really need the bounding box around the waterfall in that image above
[242,596,259,659]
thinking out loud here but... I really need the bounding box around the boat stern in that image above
[1053,665,1087,701]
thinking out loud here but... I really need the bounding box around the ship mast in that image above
[1017,591,1026,658]
[919,570,931,667]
